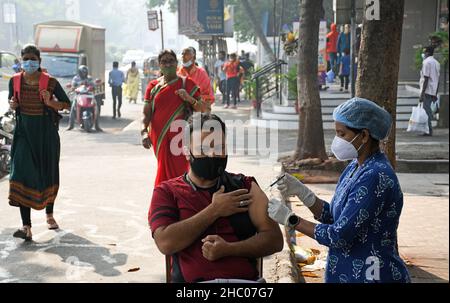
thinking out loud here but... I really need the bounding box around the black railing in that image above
[252,59,287,117]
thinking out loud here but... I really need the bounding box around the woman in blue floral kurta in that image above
[268,98,410,283]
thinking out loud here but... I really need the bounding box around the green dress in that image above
[7,76,70,210]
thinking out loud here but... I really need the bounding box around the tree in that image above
[356,0,405,168]
[147,0,177,12]
[293,0,328,161]
[241,0,276,61]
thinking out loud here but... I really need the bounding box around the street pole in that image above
[160,9,165,50]
[15,0,19,51]
[350,0,356,98]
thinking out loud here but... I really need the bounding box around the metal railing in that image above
[252,59,287,117]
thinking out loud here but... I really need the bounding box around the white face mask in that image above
[331,133,365,161]
[421,53,426,60]
[182,60,193,68]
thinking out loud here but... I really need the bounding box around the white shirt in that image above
[214,59,226,81]
[420,56,440,96]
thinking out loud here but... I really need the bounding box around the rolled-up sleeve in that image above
[314,170,387,248]
[149,185,180,237]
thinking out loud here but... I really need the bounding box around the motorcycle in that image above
[68,84,98,132]
[0,109,15,174]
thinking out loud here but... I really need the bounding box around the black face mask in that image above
[190,152,228,180]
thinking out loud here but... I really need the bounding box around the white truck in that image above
[34,20,106,101]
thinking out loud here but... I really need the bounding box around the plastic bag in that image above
[431,98,439,115]
[407,103,429,134]
[326,70,335,83]
[292,245,316,265]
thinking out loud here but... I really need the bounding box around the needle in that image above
[266,174,286,191]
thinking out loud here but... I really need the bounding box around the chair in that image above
[165,255,264,283]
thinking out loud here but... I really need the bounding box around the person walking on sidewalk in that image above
[125,61,140,104]
[268,98,411,283]
[8,44,71,241]
[419,46,440,136]
[326,23,339,75]
[178,47,214,111]
[223,53,243,109]
[108,61,125,119]
[214,51,227,104]
[141,49,204,186]
[337,24,351,66]
[339,48,351,92]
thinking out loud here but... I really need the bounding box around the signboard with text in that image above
[178,0,224,36]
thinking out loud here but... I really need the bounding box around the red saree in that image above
[145,77,201,186]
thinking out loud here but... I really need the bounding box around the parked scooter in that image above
[0,109,15,174]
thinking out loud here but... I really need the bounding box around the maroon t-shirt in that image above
[149,173,259,282]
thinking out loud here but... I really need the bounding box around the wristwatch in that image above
[287,214,300,229]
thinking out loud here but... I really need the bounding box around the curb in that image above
[277,152,449,174]
[396,159,449,173]
[266,231,298,283]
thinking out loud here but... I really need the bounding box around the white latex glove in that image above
[268,198,293,227]
[277,173,317,207]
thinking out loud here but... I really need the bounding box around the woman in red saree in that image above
[141,50,205,186]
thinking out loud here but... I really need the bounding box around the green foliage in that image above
[284,65,298,98]
[228,0,300,43]
[243,66,262,100]
[147,0,177,12]
[148,0,301,43]
[414,31,449,71]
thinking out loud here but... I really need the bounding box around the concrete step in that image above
[396,159,449,173]
[272,104,423,115]
[319,97,419,107]
[252,115,437,130]
[263,107,436,124]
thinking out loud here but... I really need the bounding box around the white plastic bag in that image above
[407,103,429,134]
[431,97,439,115]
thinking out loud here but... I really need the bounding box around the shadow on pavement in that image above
[0,228,128,281]
[407,264,448,283]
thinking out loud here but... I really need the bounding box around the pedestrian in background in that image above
[326,23,339,75]
[339,48,351,93]
[108,61,125,119]
[178,47,214,111]
[141,49,204,186]
[12,58,22,73]
[214,51,227,104]
[222,53,242,109]
[337,24,351,66]
[126,61,140,104]
[419,46,440,136]
[8,44,71,241]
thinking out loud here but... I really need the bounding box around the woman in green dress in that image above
[8,44,71,241]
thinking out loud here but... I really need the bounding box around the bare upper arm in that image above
[248,182,281,233]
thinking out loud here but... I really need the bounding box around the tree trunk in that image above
[241,0,277,62]
[356,0,405,169]
[293,0,328,161]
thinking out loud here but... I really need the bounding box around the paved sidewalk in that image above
[211,97,449,163]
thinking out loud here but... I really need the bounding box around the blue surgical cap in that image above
[333,97,392,140]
